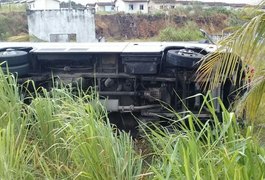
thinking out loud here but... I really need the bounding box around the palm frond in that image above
[236,71,265,120]
[197,6,265,119]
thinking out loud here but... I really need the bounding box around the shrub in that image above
[159,21,202,41]
[0,13,27,41]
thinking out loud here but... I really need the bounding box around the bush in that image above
[0,13,27,41]
[159,21,202,41]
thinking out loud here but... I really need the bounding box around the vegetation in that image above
[143,93,265,179]
[197,2,265,121]
[0,13,27,41]
[7,33,29,41]
[0,62,263,179]
[159,21,202,41]
[0,67,143,179]
[0,4,244,42]
[0,3,26,13]
[1,2,265,179]
[154,4,242,26]
[60,1,85,10]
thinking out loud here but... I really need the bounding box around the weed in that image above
[159,21,203,41]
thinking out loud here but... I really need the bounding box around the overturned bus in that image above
[0,41,235,129]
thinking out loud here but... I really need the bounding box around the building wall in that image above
[95,5,114,12]
[45,0,60,10]
[115,0,148,13]
[27,9,96,42]
[104,5,114,12]
[28,0,60,10]
[115,0,126,12]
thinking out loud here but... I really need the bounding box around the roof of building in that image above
[174,0,249,7]
[86,3,96,6]
[151,0,176,4]
[122,0,149,2]
[26,0,60,3]
[96,2,115,6]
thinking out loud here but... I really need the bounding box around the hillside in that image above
[96,13,230,41]
[0,8,241,42]
[0,12,27,41]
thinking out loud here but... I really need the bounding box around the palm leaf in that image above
[197,3,265,119]
[236,71,265,120]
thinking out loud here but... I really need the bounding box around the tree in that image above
[60,1,84,10]
[197,1,265,121]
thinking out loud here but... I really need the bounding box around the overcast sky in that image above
[70,0,262,6]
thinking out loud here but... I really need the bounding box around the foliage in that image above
[0,4,244,42]
[0,14,10,40]
[0,4,26,13]
[159,21,202,41]
[0,64,264,179]
[0,13,27,41]
[197,2,265,120]
[142,93,265,179]
[0,67,143,179]
[60,1,85,10]
[0,65,32,179]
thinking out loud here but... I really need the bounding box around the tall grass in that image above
[0,67,34,179]
[0,68,143,179]
[27,85,143,179]
[0,66,264,179]
[142,93,265,179]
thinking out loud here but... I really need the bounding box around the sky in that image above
[69,0,262,6]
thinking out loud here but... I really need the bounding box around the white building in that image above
[94,0,115,12]
[115,0,149,14]
[27,9,96,42]
[86,0,115,13]
[27,0,60,10]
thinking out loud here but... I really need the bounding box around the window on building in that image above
[140,4,144,10]
[129,4,134,10]
[69,34,77,42]
[160,5,163,9]
[50,34,77,42]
